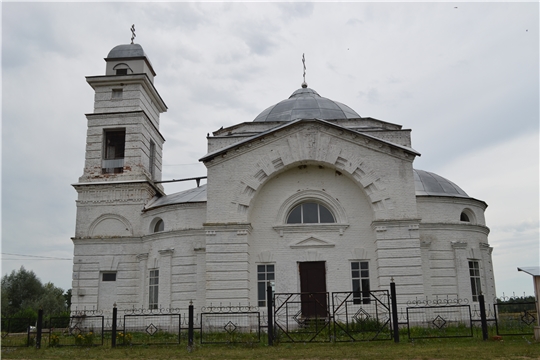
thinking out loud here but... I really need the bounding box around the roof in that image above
[144,184,207,211]
[413,169,469,198]
[106,44,147,59]
[518,267,540,276]
[253,87,360,122]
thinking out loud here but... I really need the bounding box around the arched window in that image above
[460,212,470,222]
[153,219,164,233]
[286,202,335,224]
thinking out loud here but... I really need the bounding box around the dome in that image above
[107,44,147,59]
[413,169,469,198]
[253,87,360,122]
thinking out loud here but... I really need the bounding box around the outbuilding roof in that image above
[518,267,540,277]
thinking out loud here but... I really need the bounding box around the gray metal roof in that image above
[253,87,360,122]
[107,44,147,59]
[145,184,207,210]
[518,267,540,277]
[414,169,469,198]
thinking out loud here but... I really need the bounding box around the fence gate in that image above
[332,290,392,341]
[495,300,537,336]
[274,292,331,343]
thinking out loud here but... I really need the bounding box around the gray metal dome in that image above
[413,169,469,198]
[253,87,360,122]
[107,44,147,59]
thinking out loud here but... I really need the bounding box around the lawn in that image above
[2,337,540,360]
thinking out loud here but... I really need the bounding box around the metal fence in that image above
[332,290,392,341]
[2,289,536,349]
[200,305,262,344]
[47,313,104,347]
[274,292,332,343]
[122,311,181,346]
[1,317,33,347]
[494,300,537,336]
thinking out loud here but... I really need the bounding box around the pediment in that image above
[200,118,419,163]
[289,236,335,249]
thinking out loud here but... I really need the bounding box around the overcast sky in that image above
[2,2,538,299]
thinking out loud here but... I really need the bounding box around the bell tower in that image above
[79,43,167,184]
[72,41,167,240]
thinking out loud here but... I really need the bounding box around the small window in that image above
[149,269,159,309]
[102,272,116,282]
[112,89,123,99]
[153,219,164,233]
[257,264,275,307]
[351,261,370,304]
[286,202,335,224]
[116,68,128,75]
[149,140,155,179]
[102,129,126,174]
[469,261,481,302]
[460,212,470,222]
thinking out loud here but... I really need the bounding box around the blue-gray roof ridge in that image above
[200,118,420,162]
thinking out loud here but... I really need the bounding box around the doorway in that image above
[299,261,328,318]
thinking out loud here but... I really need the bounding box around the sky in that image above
[2,2,538,300]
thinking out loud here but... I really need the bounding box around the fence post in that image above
[267,283,274,346]
[479,294,489,340]
[35,308,43,349]
[111,303,117,348]
[188,300,194,348]
[390,279,399,343]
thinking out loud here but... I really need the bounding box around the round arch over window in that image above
[460,208,476,224]
[151,218,164,233]
[286,202,335,224]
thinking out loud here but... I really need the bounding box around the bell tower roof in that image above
[104,43,156,81]
[107,43,147,59]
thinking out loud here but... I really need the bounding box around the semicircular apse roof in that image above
[413,169,469,198]
[253,87,360,122]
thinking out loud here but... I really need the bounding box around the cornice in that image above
[419,222,490,235]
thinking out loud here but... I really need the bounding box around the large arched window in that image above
[286,202,335,224]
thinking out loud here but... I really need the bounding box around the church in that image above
[71,42,496,313]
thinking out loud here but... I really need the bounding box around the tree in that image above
[1,266,44,316]
[1,266,69,317]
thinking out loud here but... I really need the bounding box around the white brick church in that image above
[71,42,496,312]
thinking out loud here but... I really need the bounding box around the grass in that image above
[2,337,540,359]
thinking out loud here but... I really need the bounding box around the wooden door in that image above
[299,261,328,318]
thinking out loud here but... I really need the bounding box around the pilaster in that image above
[204,223,252,305]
